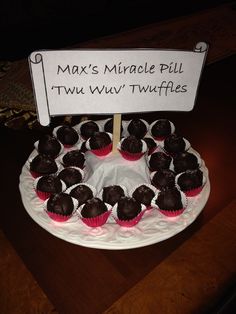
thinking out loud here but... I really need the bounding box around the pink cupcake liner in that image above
[158,208,185,217]
[114,210,146,227]
[90,143,113,157]
[81,210,112,227]
[30,170,41,178]
[183,186,204,197]
[118,149,145,161]
[36,190,52,201]
[45,210,73,222]
[153,136,166,141]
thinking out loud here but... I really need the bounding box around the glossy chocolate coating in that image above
[102,185,125,206]
[56,125,79,145]
[62,150,85,168]
[132,185,155,206]
[36,175,62,193]
[70,184,93,206]
[38,134,61,158]
[47,192,74,215]
[117,196,141,220]
[81,197,107,218]
[121,135,142,154]
[58,167,82,187]
[177,169,203,191]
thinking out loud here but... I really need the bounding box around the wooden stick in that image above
[112,113,121,154]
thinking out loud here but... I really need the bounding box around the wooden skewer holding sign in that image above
[112,113,121,154]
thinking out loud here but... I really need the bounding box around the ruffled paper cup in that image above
[86,133,113,157]
[52,125,80,148]
[112,203,146,227]
[126,119,149,138]
[175,172,207,197]
[129,183,159,210]
[151,190,187,217]
[78,203,112,227]
[44,196,78,222]
[117,138,147,161]
[34,139,64,158]
[148,120,175,141]
[74,120,102,141]
[33,176,67,201]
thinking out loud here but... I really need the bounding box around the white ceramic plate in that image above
[19,148,210,250]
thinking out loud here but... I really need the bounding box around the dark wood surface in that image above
[0,3,236,313]
[0,54,235,314]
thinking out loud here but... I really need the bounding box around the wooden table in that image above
[0,4,236,314]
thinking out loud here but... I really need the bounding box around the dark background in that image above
[0,0,232,60]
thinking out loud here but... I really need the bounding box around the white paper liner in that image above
[148,119,175,138]
[34,139,64,157]
[111,202,147,226]
[52,125,80,146]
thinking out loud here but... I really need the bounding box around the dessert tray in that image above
[19,119,210,250]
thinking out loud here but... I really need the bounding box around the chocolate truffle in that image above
[80,121,99,140]
[38,134,61,158]
[151,119,172,138]
[102,185,125,206]
[149,151,172,171]
[89,132,111,150]
[127,118,147,139]
[69,184,93,206]
[104,118,123,135]
[177,169,203,191]
[173,152,199,173]
[81,197,107,218]
[143,137,157,154]
[132,185,155,206]
[58,167,82,187]
[56,125,79,145]
[30,154,58,176]
[117,196,141,220]
[47,192,74,215]
[62,150,85,168]
[164,134,186,155]
[36,175,62,193]
[121,135,143,154]
[151,169,176,190]
[155,187,183,211]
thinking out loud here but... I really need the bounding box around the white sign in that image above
[29,43,208,126]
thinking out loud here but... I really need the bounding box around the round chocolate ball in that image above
[38,134,61,158]
[81,197,107,218]
[132,185,155,206]
[102,185,125,206]
[177,169,203,191]
[58,167,82,187]
[89,132,111,150]
[127,119,147,139]
[36,175,62,193]
[62,150,85,168]
[117,196,141,221]
[80,121,99,140]
[47,192,74,215]
[69,184,94,206]
[56,125,79,145]
[149,151,172,171]
[151,169,176,190]
[173,152,199,173]
[30,154,58,176]
[151,119,172,138]
[164,134,186,155]
[155,187,183,211]
[121,135,143,154]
